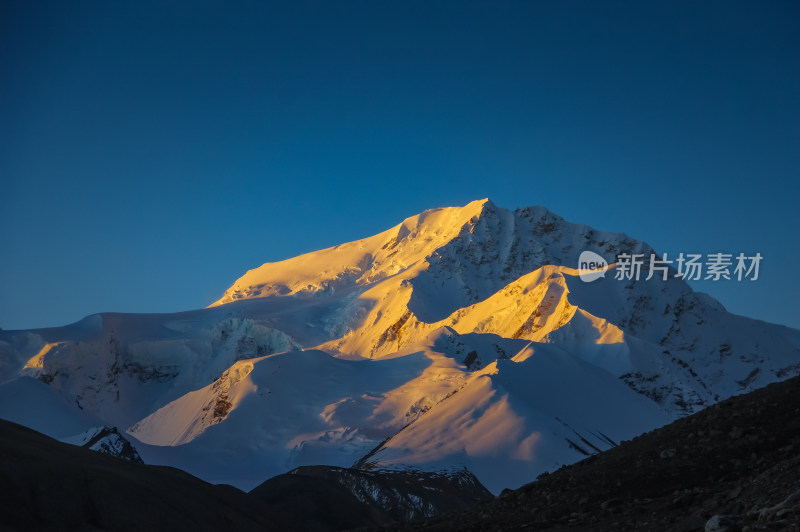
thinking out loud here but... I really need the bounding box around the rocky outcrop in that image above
[250,465,492,529]
[62,426,144,463]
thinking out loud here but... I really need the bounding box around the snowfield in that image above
[1,199,798,493]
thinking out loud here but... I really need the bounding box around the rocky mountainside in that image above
[251,465,491,529]
[0,199,798,494]
[405,375,800,531]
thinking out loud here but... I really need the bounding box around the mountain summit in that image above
[1,200,798,493]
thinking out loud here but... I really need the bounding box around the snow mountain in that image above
[1,199,798,493]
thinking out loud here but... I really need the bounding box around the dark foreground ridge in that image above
[402,376,800,531]
[0,419,291,531]
[0,420,488,531]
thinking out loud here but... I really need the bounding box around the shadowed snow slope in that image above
[1,199,798,493]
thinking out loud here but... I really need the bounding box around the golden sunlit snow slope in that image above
[211,199,620,362]
[318,265,603,358]
[210,199,489,307]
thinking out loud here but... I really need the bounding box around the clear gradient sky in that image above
[1,1,798,331]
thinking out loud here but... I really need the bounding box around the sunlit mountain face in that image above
[1,199,798,493]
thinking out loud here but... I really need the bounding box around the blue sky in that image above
[1,1,798,330]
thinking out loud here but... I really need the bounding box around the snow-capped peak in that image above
[1,199,797,494]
